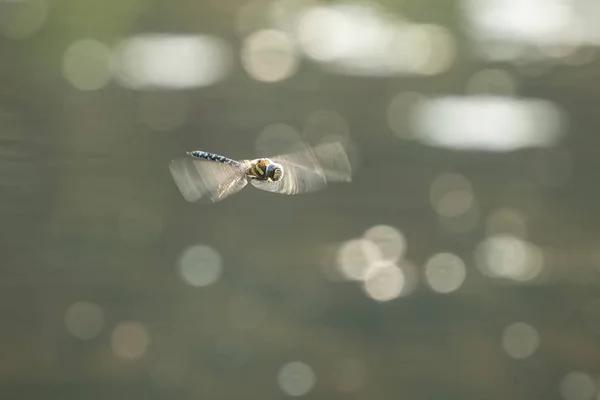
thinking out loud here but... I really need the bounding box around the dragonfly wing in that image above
[169,157,247,203]
[216,173,249,201]
[310,141,352,182]
[250,141,351,195]
[274,142,352,182]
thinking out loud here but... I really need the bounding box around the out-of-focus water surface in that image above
[2,0,600,398]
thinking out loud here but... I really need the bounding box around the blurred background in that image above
[1,0,600,398]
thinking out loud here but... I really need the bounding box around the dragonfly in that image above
[169,141,352,203]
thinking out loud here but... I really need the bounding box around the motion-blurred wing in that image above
[216,174,249,201]
[169,157,248,203]
[250,142,352,195]
[308,141,352,182]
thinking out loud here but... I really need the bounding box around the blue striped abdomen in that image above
[188,151,241,167]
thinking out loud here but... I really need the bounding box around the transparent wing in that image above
[250,141,352,195]
[216,173,249,201]
[169,157,248,203]
[301,141,352,182]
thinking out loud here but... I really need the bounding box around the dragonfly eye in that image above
[266,163,284,181]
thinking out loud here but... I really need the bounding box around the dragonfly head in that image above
[265,162,284,182]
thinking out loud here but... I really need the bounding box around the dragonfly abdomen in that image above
[188,151,241,167]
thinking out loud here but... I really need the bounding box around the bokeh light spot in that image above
[416,24,457,75]
[430,173,474,218]
[111,34,233,89]
[475,235,544,282]
[411,96,565,151]
[336,239,382,281]
[363,261,405,302]
[439,201,480,234]
[502,322,540,359]
[278,361,316,396]
[363,225,406,263]
[559,371,595,400]
[303,109,350,146]
[486,208,527,238]
[63,39,112,91]
[296,5,455,77]
[65,301,104,340]
[296,5,354,63]
[111,321,150,360]
[387,91,425,139]
[241,29,298,82]
[178,245,223,287]
[460,0,600,63]
[0,0,47,40]
[424,252,467,293]
[255,123,301,156]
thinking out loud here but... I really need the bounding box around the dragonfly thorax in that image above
[247,158,284,182]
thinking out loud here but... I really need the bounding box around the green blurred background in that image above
[2,0,600,399]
